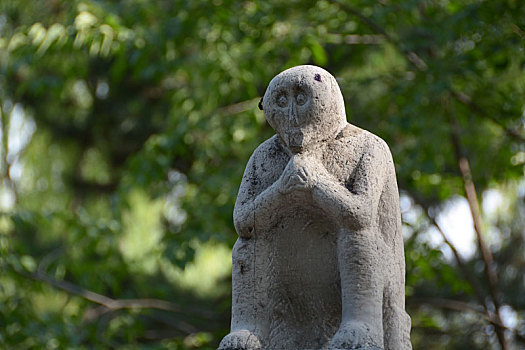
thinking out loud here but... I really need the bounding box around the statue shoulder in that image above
[338,124,392,157]
[250,135,287,163]
[244,135,288,178]
[336,124,395,173]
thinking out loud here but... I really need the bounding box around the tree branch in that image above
[406,189,489,312]
[0,101,18,206]
[218,98,261,115]
[344,34,384,45]
[451,90,525,144]
[400,183,511,347]
[448,111,508,349]
[408,297,486,318]
[29,271,181,311]
[330,0,428,71]
[409,297,525,345]
[24,270,213,320]
[331,0,524,144]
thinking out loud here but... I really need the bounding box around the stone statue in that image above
[218,65,411,350]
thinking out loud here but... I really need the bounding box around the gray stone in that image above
[219,65,411,350]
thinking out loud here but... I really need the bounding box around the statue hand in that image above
[279,165,311,194]
[279,154,327,194]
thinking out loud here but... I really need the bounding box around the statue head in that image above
[262,65,347,154]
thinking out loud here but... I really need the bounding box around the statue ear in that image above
[258,97,263,111]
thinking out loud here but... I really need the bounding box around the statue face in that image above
[263,65,347,153]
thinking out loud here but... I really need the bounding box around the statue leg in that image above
[218,238,263,350]
[382,259,412,350]
[329,228,384,350]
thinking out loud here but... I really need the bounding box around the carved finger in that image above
[279,174,295,194]
[297,168,308,182]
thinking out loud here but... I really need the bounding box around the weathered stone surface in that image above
[219,65,411,350]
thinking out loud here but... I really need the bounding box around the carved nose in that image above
[289,103,300,126]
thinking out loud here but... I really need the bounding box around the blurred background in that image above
[0,0,524,349]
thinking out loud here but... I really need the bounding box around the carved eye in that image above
[276,94,288,107]
[296,93,306,106]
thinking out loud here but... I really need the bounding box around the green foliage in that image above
[0,0,524,348]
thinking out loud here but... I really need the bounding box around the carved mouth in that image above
[287,131,304,153]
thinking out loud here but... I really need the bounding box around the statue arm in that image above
[320,142,394,349]
[233,149,285,238]
[233,153,257,238]
[311,146,387,231]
